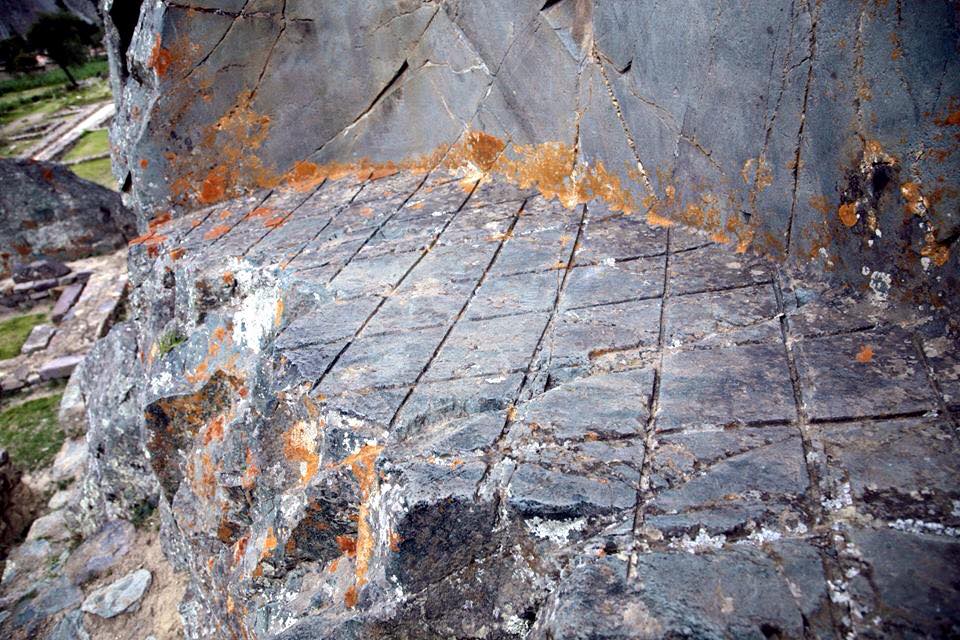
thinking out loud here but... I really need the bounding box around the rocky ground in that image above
[1,168,952,638]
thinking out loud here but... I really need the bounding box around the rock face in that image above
[68,167,959,639]
[0,159,136,278]
[104,0,959,305]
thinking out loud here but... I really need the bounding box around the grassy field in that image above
[62,128,109,161]
[0,394,64,470]
[0,58,108,95]
[0,78,111,128]
[70,156,115,188]
[0,313,47,360]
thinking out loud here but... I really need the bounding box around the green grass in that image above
[0,313,46,360]
[0,77,111,128]
[70,156,115,190]
[156,330,187,356]
[0,394,64,470]
[0,58,108,95]
[62,128,109,162]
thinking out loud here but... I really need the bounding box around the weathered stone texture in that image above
[105,0,959,306]
[0,159,136,278]
[73,168,959,639]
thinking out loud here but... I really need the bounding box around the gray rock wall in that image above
[103,0,959,305]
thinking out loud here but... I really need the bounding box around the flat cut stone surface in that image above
[94,170,960,640]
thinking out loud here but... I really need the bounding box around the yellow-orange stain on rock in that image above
[855,345,874,363]
[204,224,232,241]
[274,298,284,326]
[921,231,950,267]
[339,444,384,600]
[838,202,858,228]
[344,585,358,608]
[147,34,173,77]
[900,182,926,216]
[282,421,321,484]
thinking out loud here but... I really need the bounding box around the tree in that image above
[0,36,35,74]
[26,12,101,88]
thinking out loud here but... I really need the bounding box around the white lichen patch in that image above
[868,271,892,304]
[671,528,726,554]
[524,516,585,545]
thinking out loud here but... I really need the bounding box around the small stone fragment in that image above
[80,568,152,618]
[39,355,84,381]
[12,259,70,284]
[51,283,85,323]
[19,323,56,355]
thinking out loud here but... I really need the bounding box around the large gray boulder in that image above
[103,0,959,305]
[0,159,136,279]
[57,165,956,639]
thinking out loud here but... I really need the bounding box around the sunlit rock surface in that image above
[80,168,959,639]
[104,0,959,305]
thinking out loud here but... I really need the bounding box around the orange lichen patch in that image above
[140,158,150,169]
[200,166,229,204]
[444,130,507,173]
[341,445,384,587]
[282,421,321,484]
[284,161,325,192]
[838,202,858,227]
[185,360,209,385]
[500,141,579,206]
[710,231,731,244]
[274,298,285,327]
[204,224,232,241]
[577,160,638,213]
[934,98,960,126]
[389,532,402,552]
[263,215,286,229]
[855,345,874,363]
[203,415,226,445]
[245,206,276,219]
[921,231,950,267]
[358,207,374,218]
[329,558,340,574]
[222,272,235,286]
[128,230,168,248]
[900,182,927,216]
[170,247,186,261]
[344,586,359,608]
[219,209,233,221]
[261,527,278,560]
[646,210,675,228]
[232,535,249,566]
[336,535,357,557]
[148,34,173,77]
